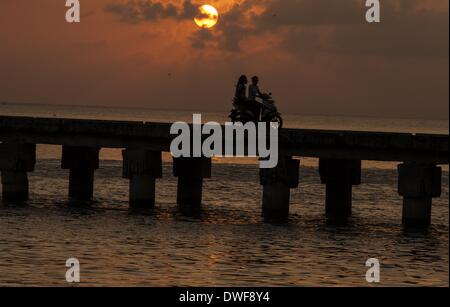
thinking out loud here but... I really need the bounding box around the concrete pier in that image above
[0,143,36,203]
[398,163,442,227]
[319,159,361,221]
[61,146,100,202]
[122,149,162,208]
[173,157,211,213]
[0,115,448,226]
[260,156,300,221]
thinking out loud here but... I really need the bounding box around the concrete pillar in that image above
[173,157,211,213]
[122,149,162,208]
[0,143,36,203]
[319,159,361,221]
[1,171,29,202]
[398,163,441,227]
[61,146,100,202]
[260,156,300,222]
[68,167,95,201]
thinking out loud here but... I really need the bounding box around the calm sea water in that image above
[0,103,448,286]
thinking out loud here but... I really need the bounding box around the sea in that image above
[0,102,448,286]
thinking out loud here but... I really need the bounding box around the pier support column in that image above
[62,146,100,202]
[398,163,441,227]
[319,159,361,221]
[260,156,300,222]
[173,157,211,213]
[122,149,162,208]
[0,143,36,203]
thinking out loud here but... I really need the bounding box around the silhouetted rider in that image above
[248,76,263,121]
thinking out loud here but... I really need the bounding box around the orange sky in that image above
[0,0,448,119]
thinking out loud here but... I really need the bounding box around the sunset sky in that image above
[0,0,448,119]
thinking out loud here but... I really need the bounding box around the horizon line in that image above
[1,100,449,122]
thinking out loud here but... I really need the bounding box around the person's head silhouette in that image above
[237,75,248,85]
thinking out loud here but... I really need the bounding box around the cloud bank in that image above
[106,0,449,58]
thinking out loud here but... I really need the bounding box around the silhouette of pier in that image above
[0,115,448,227]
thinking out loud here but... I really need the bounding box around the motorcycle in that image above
[229,93,283,129]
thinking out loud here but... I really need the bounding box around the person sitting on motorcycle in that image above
[248,76,263,121]
[234,75,248,107]
[249,76,263,101]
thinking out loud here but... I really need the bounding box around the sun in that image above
[194,4,219,29]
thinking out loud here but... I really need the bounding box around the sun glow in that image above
[194,4,219,29]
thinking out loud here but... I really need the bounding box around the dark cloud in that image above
[106,0,259,51]
[105,0,197,23]
[232,0,448,59]
[255,0,363,28]
[190,2,255,51]
[280,1,449,59]
[191,29,215,49]
[105,0,449,59]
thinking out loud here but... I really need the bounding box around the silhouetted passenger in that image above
[234,75,248,107]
